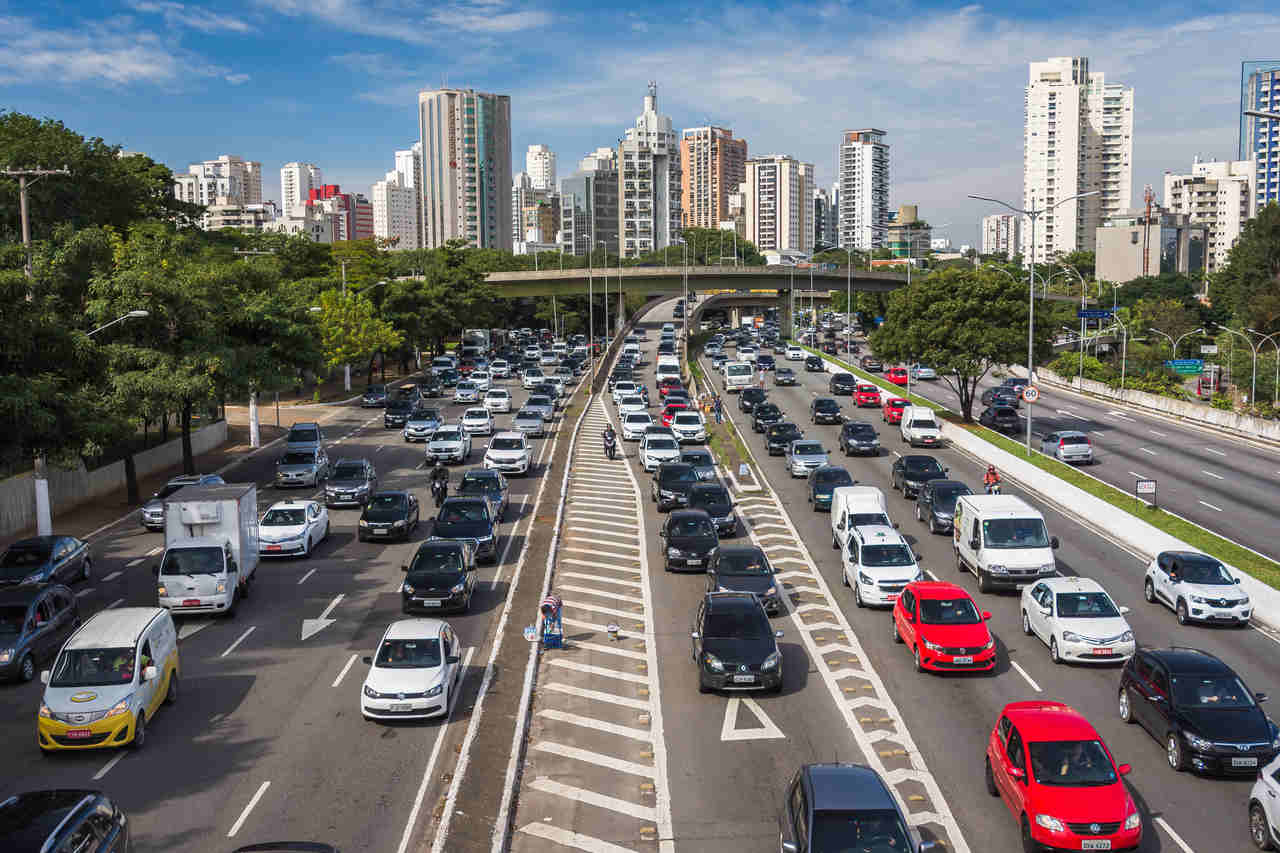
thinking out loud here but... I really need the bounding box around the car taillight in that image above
[1059,440,1066,448]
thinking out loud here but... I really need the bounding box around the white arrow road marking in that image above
[720,695,786,741]
[301,593,344,641]
[177,620,212,641]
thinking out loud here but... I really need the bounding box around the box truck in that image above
[155,483,259,617]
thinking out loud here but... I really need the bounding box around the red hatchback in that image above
[985,701,1141,853]
[855,383,882,408]
[658,377,684,397]
[886,366,909,386]
[882,397,909,424]
[661,401,689,426]
[891,581,995,672]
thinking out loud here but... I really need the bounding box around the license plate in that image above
[373,529,388,536]
[64,728,93,739]
[1233,757,1259,768]
[686,559,702,567]
[389,703,412,712]
[887,593,900,601]
[1093,648,1113,656]
[266,545,281,551]
[183,599,201,606]
[419,599,442,607]
[732,675,755,684]
[953,656,974,664]
[1081,842,1111,850]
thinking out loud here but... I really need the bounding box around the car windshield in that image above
[332,464,367,480]
[909,419,936,429]
[903,458,944,476]
[155,480,197,500]
[625,414,651,425]
[464,409,488,419]
[982,518,1050,549]
[816,469,853,486]
[888,400,907,409]
[375,638,442,669]
[1029,740,1118,787]
[647,438,678,450]
[815,400,839,412]
[387,400,413,412]
[704,608,771,639]
[717,551,769,574]
[1176,556,1234,584]
[845,425,875,436]
[457,382,476,390]
[411,409,441,420]
[365,386,385,395]
[690,486,729,505]
[851,512,891,527]
[682,452,712,466]
[858,385,878,393]
[811,809,911,853]
[529,396,551,406]
[517,410,540,421]
[793,443,824,456]
[440,502,489,523]
[368,494,407,511]
[50,647,139,687]
[770,425,799,438]
[660,467,699,484]
[757,405,780,417]
[409,547,465,577]
[674,414,701,425]
[861,544,914,567]
[0,544,50,568]
[288,428,318,443]
[1055,592,1119,618]
[0,605,28,635]
[623,397,645,406]
[281,452,316,466]
[160,546,224,576]
[262,508,306,526]
[919,597,982,624]
[491,437,524,450]
[670,517,715,537]
[433,429,462,441]
[1172,674,1257,708]
[460,475,500,494]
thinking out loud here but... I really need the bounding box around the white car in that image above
[618,395,648,417]
[909,364,938,380]
[738,346,758,363]
[484,431,532,475]
[840,524,923,607]
[453,381,479,403]
[1020,576,1135,663]
[512,408,545,438]
[670,412,707,443]
[426,426,472,463]
[621,413,654,441]
[469,371,492,392]
[521,369,545,390]
[612,381,638,404]
[489,359,510,378]
[1143,550,1251,625]
[786,345,805,361]
[461,407,494,436]
[1250,755,1280,849]
[539,352,558,366]
[483,389,512,413]
[545,376,567,399]
[523,347,541,361]
[259,499,330,558]
[361,619,463,721]
[640,434,681,471]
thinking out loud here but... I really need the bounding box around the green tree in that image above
[317,290,402,377]
[1211,202,1280,332]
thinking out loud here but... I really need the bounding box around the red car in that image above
[985,701,1141,853]
[886,366,909,386]
[882,397,909,424]
[658,377,684,397]
[891,581,995,672]
[854,383,882,408]
[660,401,689,426]
[457,359,477,376]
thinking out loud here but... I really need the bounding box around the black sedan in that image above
[981,386,1021,409]
[807,466,855,512]
[774,367,798,386]
[978,405,1020,433]
[859,355,883,371]
[358,491,421,542]
[829,373,856,395]
[804,355,825,372]
[660,509,719,571]
[751,403,784,433]
[756,354,776,371]
[691,592,783,693]
[417,376,443,398]
[430,496,499,562]
[687,483,736,536]
[765,422,804,455]
[0,584,79,682]
[651,462,700,512]
[915,479,973,534]
[891,455,949,498]
[707,546,779,615]
[0,536,91,588]
[810,397,843,425]
[400,540,477,613]
[361,384,388,407]
[738,387,767,413]
[838,421,880,456]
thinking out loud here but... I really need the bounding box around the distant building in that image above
[837,129,889,250]
[526,144,557,192]
[743,154,814,254]
[982,213,1022,259]
[265,204,333,243]
[885,205,931,258]
[680,126,748,230]
[372,171,420,249]
[726,182,747,239]
[280,162,323,211]
[579,147,616,171]
[813,188,837,249]
[618,82,682,257]
[561,159,619,257]
[930,237,952,251]
[1240,61,1280,210]
[1163,158,1255,274]
[174,154,262,209]
[394,143,423,244]
[203,201,279,231]
[306,185,372,242]
[1095,207,1206,283]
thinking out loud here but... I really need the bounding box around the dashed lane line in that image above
[227,781,271,837]
[1202,470,1224,480]
[1155,816,1196,853]
[102,571,122,582]
[1204,447,1226,456]
[75,588,95,598]
[1139,447,1158,455]
[1010,660,1042,692]
[297,568,316,585]
[93,751,126,780]
[1199,500,1224,512]
[332,653,358,687]
[220,626,256,658]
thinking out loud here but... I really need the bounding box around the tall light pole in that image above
[1215,324,1259,406]
[1148,326,1204,359]
[1247,329,1280,407]
[969,190,1100,454]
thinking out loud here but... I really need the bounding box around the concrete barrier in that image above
[0,421,228,538]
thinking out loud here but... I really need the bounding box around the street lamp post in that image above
[969,190,1100,454]
[1214,324,1259,406]
[1148,327,1204,359]
[88,310,150,337]
[1247,329,1280,407]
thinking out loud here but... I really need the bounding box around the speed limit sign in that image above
[1022,385,1040,404]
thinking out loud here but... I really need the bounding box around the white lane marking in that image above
[557,583,644,605]
[1148,429,1167,438]
[127,558,144,567]
[393,646,475,853]
[102,571,122,582]
[332,653,359,688]
[1154,817,1195,853]
[541,681,651,709]
[300,593,344,641]
[75,588,95,598]
[924,570,938,581]
[147,546,163,556]
[1199,500,1224,512]
[1127,471,1148,480]
[1139,447,1157,455]
[488,496,531,592]
[1056,409,1083,419]
[532,741,657,778]
[548,658,650,684]
[720,696,786,741]
[526,778,657,822]
[296,568,316,585]
[559,569,642,588]
[92,752,126,780]
[106,598,125,609]
[1107,411,1137,422]
[220,626,256,658]
[226,780,270,837]
[177,621,211,640]
[1091,430,1106,436]
[1205,447,1226,456]
[571,640,647,661]
[1010,660,1042,692]
[1202,470,1224,480]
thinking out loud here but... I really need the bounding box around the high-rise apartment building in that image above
[981,213,1022,259]
[394,143,423,243]
[561,158,619,256]
[526,144,557,191]
[743,154,814,253]
[1163,158,1255,274]
[281,162,323,211]
[813,188,837,249]
[618,82,682,258]
[1240,62,1280,210]
[306,185,372,242]
[1023,57,1134,261]
[580,148,616,172]
[680,126,747,230]
[837,129,889,250]
[417,88,513,250]
[372,170,421,249]
[173,154,262,208]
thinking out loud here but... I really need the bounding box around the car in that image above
[821,341,837,354]
[400,540,479,615]
[456,468,510,522]
[0,536,92,588]
[766,422,804,455]
[1250,755,1280,849]
[681,449,717,481]
[612,381,639,404]
[323,458,377,507]
[804,355,825,372]
[892,581,995,672]
[828,372,856,395]
[859,355,883,371]
[285,421,325,455]
[139,473,226,530]
[981,386,1022,409]
[403,406,445,442]
[437,367,460,387]
[641,434,683,474]
[710,352,729,371]
[650,461,699,511]
[838,421,880,456]
[810,397,843,425]
[891,454,949,498]
[383,398,414,428]
[756,354,776,371]
[258,500,329,558]
[1020,576,1135,664]
[774,367,798,387]
[483,388,512,414]
[909,364,938,381]
[614,394,645,417]
[688,482,736,535]
[979,405,1021,433]
[621,412,655,441]
[807,465,855,511]
[1001,376,1030,394]
[785,345,804,361]
[418,376,444,398]
[490,359,510,378]
[660,509,719,571]
[882,396,909,424]
[854,383,882,408]
[915,479,971,534]
[1041,430,1094,464]
[431,496,499,563]
[1143,550,1251,625]
[751,402,783,432]
[469,371,492,393]
[691,592,783,693]
[430,355,456,372]
[452,380,479,404]
[0,585,79,682]
[786,440,829,478]
[658,377,685,398]
[512,407,546,438]
[738,387,767,413]
[360,618,463,720]
[461,407,495,436]
[426,425,472,464]
[393,384,422,403]
[886,367,909,386]
[706,546,778,612]
[841,524,924,607]
[275,447,330,488]
[985,701,1141,853]
[484,431,532,475]
[358,491,420,542]
[660,400,690,426]
[361,384,388,407]
[780,763,930,853]
[671,412,707,443]
[457,358,478,376]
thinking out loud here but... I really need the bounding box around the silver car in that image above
[140,473,225,530]
[1040,430,1094,464]
[426,426,472,463]
[402,407,444,442]
[276,448,330,487]
[454,381,480,403]
[512,408,545,438]
[785,440,829,478]
[525,394,555,422]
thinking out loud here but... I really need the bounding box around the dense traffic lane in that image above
[708,343,1280,853]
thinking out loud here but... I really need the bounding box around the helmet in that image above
[987,464,996,472]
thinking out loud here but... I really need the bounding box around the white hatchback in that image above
[618,395,648,417]
[786,345,804,361]
[1143,550,1251,625]
[489,360,510,378]
[483,389,512,413]
[461,407,494,435]
[361,619,463,721]
[622,413,654,441]
[1020,576,1135,663]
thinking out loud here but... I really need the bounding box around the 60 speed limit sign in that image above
[1021,385,1040,404]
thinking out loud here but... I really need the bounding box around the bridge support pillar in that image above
[730,305,741,329]
[616,291,626,334]
[778,292,793,338]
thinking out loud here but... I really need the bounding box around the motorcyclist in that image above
[983,465,1001,494]
[430,462,449,506]
[603,424,618,460]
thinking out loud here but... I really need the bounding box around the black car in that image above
[980,386,1021,409]
[766,422,804,455]
[915,479,973,534]
[0,585,79,682]
[839,421,880,456]
[780,764,925,853]
[383,398,414,428]
[891,455,949,498]
[739,387,767,413]
[757,354,776,371]
[1000,376,1030,393]
[810,397,843,425]
[651,462,700,512]
[438,368,461,387]
[774,367,798,386]
[431,497,498,563]
[1120,647,1279,775]
[400,540,477,613]
[393,385,421,403]
[660,509,719,571]
[807,466,855,512]
[0,789,131,852]
[358,491,421,542]
[687,483,736,536]
[860,355,883,371]
[361,384,388,407]
[829,373,856,395]
[978,405,1020,433]
[324,458,377,507]
[0,536,91,588]
[691,592,783,693]
[752,403,784,433]
[708,546,779,614]
[417,376,443,398]
[804,355,825,372]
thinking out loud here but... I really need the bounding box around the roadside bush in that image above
[1210,394,1234,411]
[1109,372,1188,399]
[1048,352,1113,382]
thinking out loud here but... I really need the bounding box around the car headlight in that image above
[766,586,777,596]
[762,652,781,671]
[1061,631,1082,643]
[402,583,415,595]
[858,572,873,586]
[704,653,724,672]
[1270,724,1280,749]
[923,639,944,652]
[1035,814,1065,833]
[394,520,406,527]
[660,489,677,499]
[1190,595,1211,605]
[1039,563,1056,574]
[451,582,466,594]
[357,484,370,492]
[21,572,43,584]
[981,638,995,651]
[0,647,12,663]
[477,533,494,543]
[988,564,1008,574]
[1184,732,1212,751]
[363,684,380,699]
[1120,631,1134,643]
[668,547,683,558]
[105,695,134,718]
[425,683,444,698]
[359,520,370,527]
[215,581,227,594]
[1124,812,1141,831]
[39,703,53,719]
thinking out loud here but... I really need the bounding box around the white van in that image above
[656,353,680,370]
[840,524,923,607]
[723,361,754,392]
[655,363,681,383]
[952,494,1060,593]
[830,486,892,552]
[38,607,179,752]
[900,405,942,448]
[623,342,641,361]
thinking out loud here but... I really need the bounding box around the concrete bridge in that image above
[480,265,908,298]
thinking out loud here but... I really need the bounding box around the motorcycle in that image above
[603,432,618,460]
[985,481,1002,495]
[431,476,448,507]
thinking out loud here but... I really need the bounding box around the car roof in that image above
[0,789,104,851]
[803,763,896,813]
[959,494,1034,516]
[384,618,446,640]
[1002,701,1099,740]
[266,500,317,510]
[289,421,321,429]
[492,430,524,440]
[909,581,971,601]
[704,590,760,611]
[852,524,905,545]
[373,490,413,498]
[6,535,60,549]
[1146,646,1231,674]
[66,607,164,650]
[668,508,712,522]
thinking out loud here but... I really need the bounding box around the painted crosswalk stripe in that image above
[533,741,657,779]
[517,823,637,853]
[542,681,651,710]
[527,778,657,821]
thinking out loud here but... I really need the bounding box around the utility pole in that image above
[4,165,71,536]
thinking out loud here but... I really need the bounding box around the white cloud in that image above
[254,0,548,44]
[225,72,251,84]
[126,1,254,34]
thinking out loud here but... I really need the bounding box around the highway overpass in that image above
[480,264,908,298]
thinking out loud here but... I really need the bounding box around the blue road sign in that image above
[1077,309,1113,319]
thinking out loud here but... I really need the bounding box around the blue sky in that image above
[3,1,1279,248]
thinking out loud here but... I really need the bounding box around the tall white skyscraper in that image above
[526,144,557,191]
[981,214,1022,259]
[618,82,682,258]
[371,170,420,249]
[1023,57,1133,261]
[1240,62,1280,210]
[280,162,322,212]
[175,155,262,208]
[744,154,814,253]
[394,144,421,191]
[836,129,889,250]
[1163,158,1255,274]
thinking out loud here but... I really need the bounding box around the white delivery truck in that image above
[952,494,1060,594]
[723,360,754,393]
[155,483,259,617]
[899,405,943,448]
[830,486,892,552]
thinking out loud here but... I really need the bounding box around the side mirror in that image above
[401,564,409,572]
[447,655,461,665]
[142,665,158,682]
[1050,536,1060,550]
[690,631,700,640]
[1117,763,1132,776]
[774,629,785,638]
[970,539,980,551]
[1257,692,1270,703]
[1119,605,1131,614]
[362,656,373,665]
[40,670,50,684]
[1008,766,1025,780]
[982,611,992,621]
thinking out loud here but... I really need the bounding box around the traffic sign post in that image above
[1021,385,1040,404]
[1135,478,1157,508]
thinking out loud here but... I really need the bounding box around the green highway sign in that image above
[1164,358,1204,375]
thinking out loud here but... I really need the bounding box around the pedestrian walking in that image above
[714,395,723,424]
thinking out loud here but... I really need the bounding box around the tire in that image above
[913,646,924,673]
[1251,802,1274,850]
[978,570,994,594]
[984,757,999,796]
[1021,610,1032,636]
[225,588,239,617]
[698,677,711,695]
[303,535,312,558]
[915,504,923,522]
[81,556,92,582]
[1020,816,1036,853]
[1143,578,1157,603]
[1050,637,1062,665]
[131,712,147,750]
[19,652,35,683]
[164,672,178,705]
[1119,687,1133,723]
[1176,599,1189,625]
[928,515,938,535]
[842,568,850,586]
[957,550,966,574]
[892,619,902,644]
[1167,732,1186,771]
[854,583,864,607]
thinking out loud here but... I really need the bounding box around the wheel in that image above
[1144,578,1156,603]
[928,514,938,535]
[913,646,924,673]
[19,652,35,682]
[891,619,902,644]
[915,504,923,522]
[978,570,994,594]
[984,757,999,796]
[131,712,147,750]
[854,582,864,607]
[1119,687,1133,723]
[1021,610,1032,636]
[956,550,966,574]
[225,588,239,617]
[81,556,92,582]
[1167,732,1186,771]
[1050,637,1062,664]
[1251,802,1274,850]
[303,535,312,558]
[1176,599,1189,625]
[164,672,178,705]
[1020,816,1036,853]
